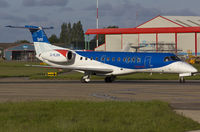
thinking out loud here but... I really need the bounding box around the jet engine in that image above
[40,50,75,63]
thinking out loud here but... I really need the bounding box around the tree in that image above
[59,21,85,49]
[67,23,72,45]
[15,40,30,44]
[49,34,59,43]
[76,21,85,43]
[60,23,67,44]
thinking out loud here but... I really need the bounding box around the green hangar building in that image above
[4,43,36,61]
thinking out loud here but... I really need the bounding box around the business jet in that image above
[7,25,198,83]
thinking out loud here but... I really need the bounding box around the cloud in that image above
[163,9,198,16]
[0,12,27,23]
[84,3,112,11]
[26,14,49,22]
[0,11,50,25]
[83,0,198,28]
[0,0,9,8]
[59,7,74,12]
[22,0,36,6]
[22,0,69,7]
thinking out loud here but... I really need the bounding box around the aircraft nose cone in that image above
[190,65,198,73]
[179,62,197,73]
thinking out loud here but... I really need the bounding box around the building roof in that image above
[163,16,200,27]
[136,15,200,28]
[0,43,19,49]
[85,15,200,35]
[85,27,200,35]
[5,43,34,51]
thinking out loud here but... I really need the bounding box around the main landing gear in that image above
[81,73,116,83]
[179,77,185,83]
[104,76,116,83]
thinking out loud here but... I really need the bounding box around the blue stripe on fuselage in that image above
[75,51,178,69]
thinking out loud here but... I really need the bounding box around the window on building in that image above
[107,57,110,61]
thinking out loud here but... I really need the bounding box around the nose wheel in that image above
[179,77,185,83]
[81,73,91,83]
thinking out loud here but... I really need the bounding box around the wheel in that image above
[179,77,185,83]
[105,77,111,83]
[81,77,90,83]
[105,76,116,83]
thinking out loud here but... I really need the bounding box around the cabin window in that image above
[90,57,93,60]
[101,57,105,61]
[123,58,126,62]
[96,57,98,61]
[137,58,141,63]
[132,57,135,63]
[112,57,115,62]
[117,57,121,62]
[85,58,88,60]
[127,57,131,63]
[107,57,110,61]
[80,57,83,60]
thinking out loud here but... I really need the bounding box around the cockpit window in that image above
[164,56,181,62]
[164,57,170,62]
[170,56,181,61]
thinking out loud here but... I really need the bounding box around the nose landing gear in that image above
[81,73,91,83]
[179,77,185,83]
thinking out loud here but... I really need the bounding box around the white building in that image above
[85,16,200,56]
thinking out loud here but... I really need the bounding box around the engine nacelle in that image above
[40,50,74,63]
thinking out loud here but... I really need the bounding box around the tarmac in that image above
[0,77,200,129]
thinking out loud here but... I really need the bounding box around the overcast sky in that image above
[0,0,200,42]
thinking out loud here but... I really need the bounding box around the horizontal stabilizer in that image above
[6,25,54,30]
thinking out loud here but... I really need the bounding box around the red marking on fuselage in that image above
[134,66,145,69]
[55,50,68,57]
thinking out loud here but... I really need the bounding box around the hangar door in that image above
[106,35,121,51]
[12,51,35,61]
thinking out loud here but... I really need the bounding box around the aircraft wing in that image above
[25,64,61,69]
[26,65,113,73]
[73,66,113,73]
[193,72,200,76]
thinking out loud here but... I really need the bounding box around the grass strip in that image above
[0,101,199,132]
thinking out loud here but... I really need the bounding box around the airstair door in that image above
[145,56,152,68]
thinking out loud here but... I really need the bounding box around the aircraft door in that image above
[145,56,152,68]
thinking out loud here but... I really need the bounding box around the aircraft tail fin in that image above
[6,25,57,59]
[6,25,53,44]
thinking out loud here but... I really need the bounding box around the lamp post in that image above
[96,0,99,47]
